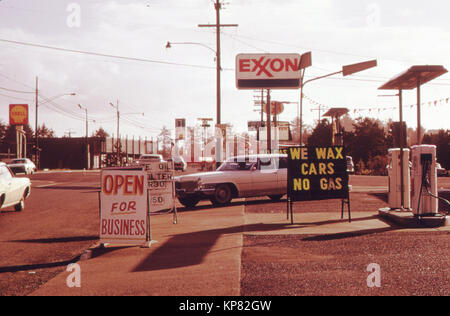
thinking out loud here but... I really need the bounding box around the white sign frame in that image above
[100,168,149,245]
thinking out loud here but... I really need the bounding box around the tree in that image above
[345,117,388,171]
[157,126,172,159]
[0,120,7,142]
[290,117,312,145]
[307,119,333,146]
[37,123,55,138]
[92,127,109,138]
[0,123,34,155]
[423,130,450,169]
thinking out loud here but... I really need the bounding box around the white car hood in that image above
[176,171,225,182]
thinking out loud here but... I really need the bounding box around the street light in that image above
[77,104,89,140]
[165,41,217,55]
[165,41,223,166]
[78,104,97,169]
[298,60,377,145]
[34,78,76,168]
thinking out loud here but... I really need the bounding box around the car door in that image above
[274,156,288,195]
[250,157,279,196]
[0,166,15,207]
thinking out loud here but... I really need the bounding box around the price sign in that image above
[145,161,175,212]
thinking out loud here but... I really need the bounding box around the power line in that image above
[0,92,33,102]
[0,86,34,94]
[0,38,219,71]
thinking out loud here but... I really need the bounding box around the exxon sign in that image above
[236,53,302,90]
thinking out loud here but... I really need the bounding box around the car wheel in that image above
[15,198,24,212]
[268,194,283,201]
[178,196,200,208]
[212,184,233,205]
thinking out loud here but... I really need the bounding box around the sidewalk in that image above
[31,202,449,296]
[31,203,245,296]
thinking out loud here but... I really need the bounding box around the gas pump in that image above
[387,148,410,210]
[411,145,438,216]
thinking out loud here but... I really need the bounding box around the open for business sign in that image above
[100,169,149,244]
[287,146,349,201]
[236,54,302,89]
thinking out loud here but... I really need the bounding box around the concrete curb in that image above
[378,207,448,228]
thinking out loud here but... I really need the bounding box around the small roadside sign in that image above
[286,146,351,223]
[145,161,176,213]
[100,168,149,245]
[287,146,349,201]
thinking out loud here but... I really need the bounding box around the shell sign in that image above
[9,104,29,126]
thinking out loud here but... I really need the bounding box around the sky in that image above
[0,0,449,139]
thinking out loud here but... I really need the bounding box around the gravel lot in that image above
[241,176,450,296]
[241,232,449,296]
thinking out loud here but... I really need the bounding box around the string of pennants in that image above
[303,94,450,115]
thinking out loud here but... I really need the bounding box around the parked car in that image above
[134,154,164,165]
[168,156,187,172]
[7,158,36,175]
[436,163,447,177]
[175,154,287,208]
[0,162,31,212]
[346,156,354,174]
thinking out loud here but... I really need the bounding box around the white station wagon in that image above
[175,154,287,207]
[0,162,31,212]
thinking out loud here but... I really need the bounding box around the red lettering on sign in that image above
[270,58,284,72]
[103,175,144,195]
[241,56,301,77]
[101,219,146,236]
[285,58,299,72]
[239,59,251,72]
[252,57,273,77]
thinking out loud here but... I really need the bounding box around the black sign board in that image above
[287,146,349,202]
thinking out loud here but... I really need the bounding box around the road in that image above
[0,172,448,296]
[0,171,100,296]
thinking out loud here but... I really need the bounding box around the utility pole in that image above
[110,100,120,166]
[78,104,90,169]
[266,89,271,153]
[198,0,237,125]
[311,104,327,125]
[199,0,237,166]
[35,76,39,167]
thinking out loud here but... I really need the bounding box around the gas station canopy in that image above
[323,108,349,118]
[379,65,448,90]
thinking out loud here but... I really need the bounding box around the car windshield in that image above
[218,160,255,171]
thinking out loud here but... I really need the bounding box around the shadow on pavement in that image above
[173,198,286,213]
[132,222,298,273]
[0,258,80,273]
[132,215,399,272]
[9,235,99,244]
